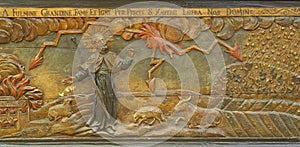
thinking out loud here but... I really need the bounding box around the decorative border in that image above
[1,7,300,17]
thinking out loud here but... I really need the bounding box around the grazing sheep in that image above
[133,106,165,126]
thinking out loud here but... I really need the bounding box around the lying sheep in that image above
[48,98,74,121]
[133,106,166,126]
[174,96,222,129]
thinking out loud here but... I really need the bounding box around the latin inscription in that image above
[0,7,292,17]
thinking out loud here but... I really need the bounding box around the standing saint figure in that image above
[64,33,134,134]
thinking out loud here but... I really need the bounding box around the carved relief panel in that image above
[0,2,299,145]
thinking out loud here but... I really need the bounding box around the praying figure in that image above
[64,33,134,134]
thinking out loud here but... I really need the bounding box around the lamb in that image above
[59,85,75,96]
[48,98,74,121]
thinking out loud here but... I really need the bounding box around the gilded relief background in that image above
[0,7,299,140]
